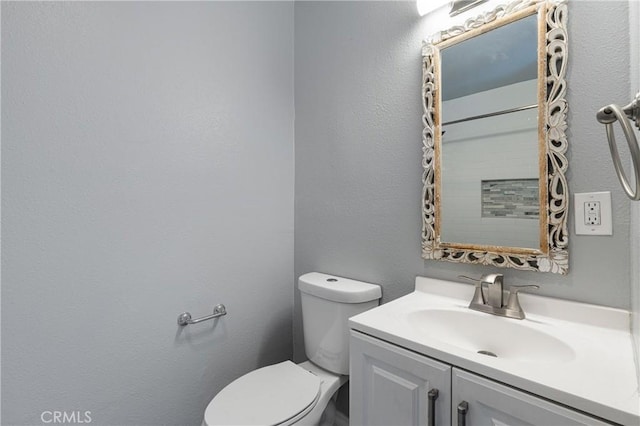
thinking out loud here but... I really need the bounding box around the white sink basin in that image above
[406,308,575,363]
[348,276,639,425]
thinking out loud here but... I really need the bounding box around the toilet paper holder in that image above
[177,304,227,326]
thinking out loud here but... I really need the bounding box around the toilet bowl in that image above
[203,361,347,426]
[202,272,381,426]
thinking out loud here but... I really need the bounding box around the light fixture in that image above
[449,0,488,16]
[416,0,450,16]
[417,0,488,17]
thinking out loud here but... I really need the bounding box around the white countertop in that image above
[349,277,640,425]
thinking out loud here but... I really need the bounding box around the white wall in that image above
[294,0,632,368]
[2,2,294,425]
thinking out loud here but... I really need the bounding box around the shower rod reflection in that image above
[442,104,537,126]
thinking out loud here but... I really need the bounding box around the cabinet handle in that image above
[457,401,469,426]
[427,388,439,426]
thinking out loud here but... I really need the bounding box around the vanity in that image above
[352,0,640,423]
[348,277,639,425]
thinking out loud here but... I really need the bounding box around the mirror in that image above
[421,0,569,274]
[440,13,539,249]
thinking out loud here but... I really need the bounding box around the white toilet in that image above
[202,272,381,426]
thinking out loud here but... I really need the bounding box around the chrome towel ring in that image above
[596,92,640,201]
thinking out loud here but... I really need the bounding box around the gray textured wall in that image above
[2,1,636,424]
[630,0,640,387]
[2,2,294,425]
[294,0,632,366]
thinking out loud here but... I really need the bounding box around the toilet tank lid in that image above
[298,272,382,303]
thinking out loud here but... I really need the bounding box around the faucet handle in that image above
[508,284,540,295]
[458,275,485,305]
[506,285,540,314]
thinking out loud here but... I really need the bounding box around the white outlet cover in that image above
[574,192,613,235]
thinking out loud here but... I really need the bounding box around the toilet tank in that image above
[298,272,381,375]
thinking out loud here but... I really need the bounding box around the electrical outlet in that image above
[584,201,601,225]
[575,192,612,235]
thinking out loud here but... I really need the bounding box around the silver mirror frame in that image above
[421,0,569,274]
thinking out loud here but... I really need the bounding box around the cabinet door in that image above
[452,368,613,426]
[350,330,451,426]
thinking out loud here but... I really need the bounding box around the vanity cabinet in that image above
[350,331,451,426]
[451,369,612,426]
[350,331,613,426]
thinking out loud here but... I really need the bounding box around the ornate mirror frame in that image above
[421,0,569,274]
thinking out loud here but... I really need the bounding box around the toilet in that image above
[202,272,381,426]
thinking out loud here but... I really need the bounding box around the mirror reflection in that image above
[439,14,541,248]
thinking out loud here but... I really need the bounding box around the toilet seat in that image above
[203,361,322,426]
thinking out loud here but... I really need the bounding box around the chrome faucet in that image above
[459,274,539,320]
[482,273,504,308]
